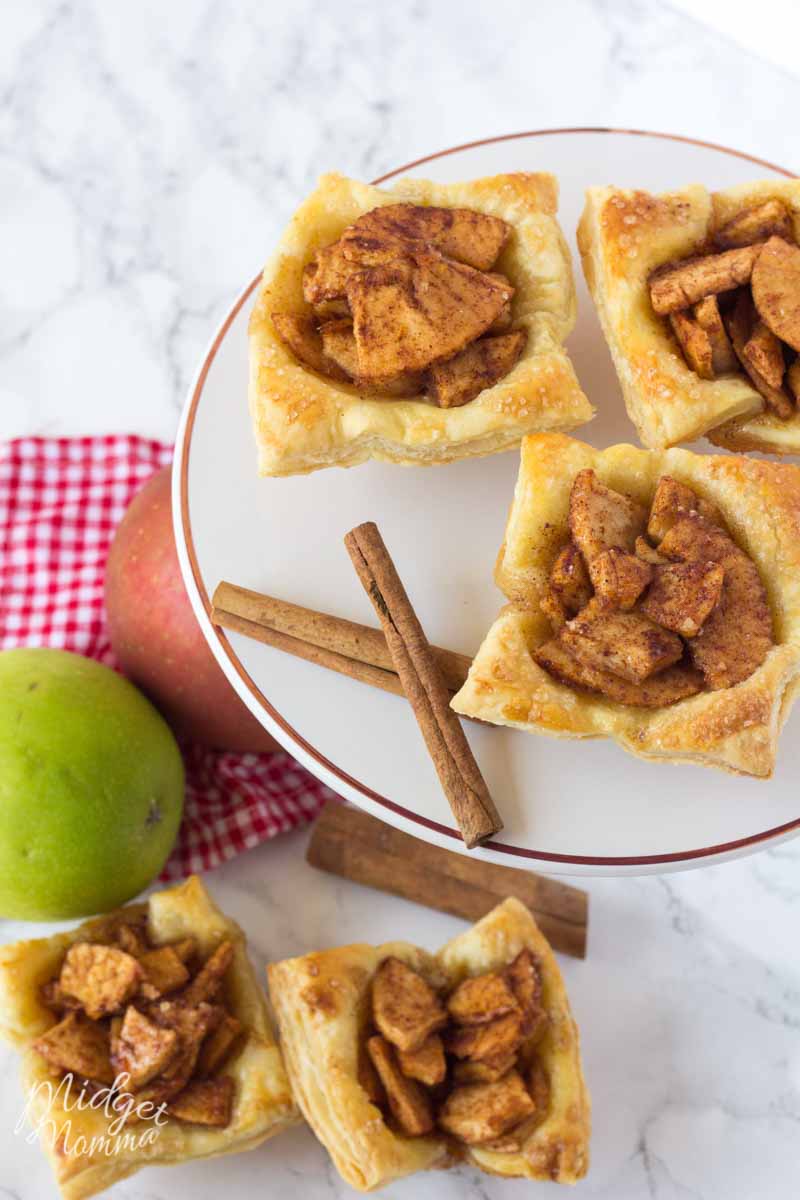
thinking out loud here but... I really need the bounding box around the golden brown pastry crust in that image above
[249,172,593,475]
[0,876,298,1200]
[266,898,589,1191]
[451,433,800,778]
[577,180,800,450]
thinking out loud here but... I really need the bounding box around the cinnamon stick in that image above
[211,582,472,696]
[307,803,588,959]
[344,521,502,849]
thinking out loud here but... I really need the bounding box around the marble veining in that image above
[2,1,800,1197]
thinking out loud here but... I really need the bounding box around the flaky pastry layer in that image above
[451,434,800,777]
[248,172,593,475]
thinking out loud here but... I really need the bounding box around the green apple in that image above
[0,648,184,920]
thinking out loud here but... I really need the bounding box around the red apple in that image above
[105,465,279,753]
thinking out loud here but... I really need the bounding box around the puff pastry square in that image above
[267,897,589,1191]
[451,433,800,777]
[0,876,298,1200]
[248,172,593,475]
[578,180,800,450]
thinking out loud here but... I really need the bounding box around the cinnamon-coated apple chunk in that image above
[167,1077,236,1127]
[110,1004,179,1089]
[341,202,511,271]
[347,250,509,381]
[372,957,447,1053]
[639,562,725,638]
[649,243,762,314]
[548,542,592,615]
[725,290,793,417]
[452,1051,518,1085]
[429,330,525,408]
[396,1035,447,1087]
[58,942,142,1020]
[742,319,785,390]
[447,972,519,1026]
[438,1072,535,1145]
[647,475,723,543]
[692,295,738,374]
[669,309,715,379]
[270,312,349,381]
[715,198,793,249]
[367,1036,435,1136]
[560,603,684,683]
[568,469,645,564]
[445,1012,523,1063]
[588,548,653,611]
[751,235,800,352]
[33,1012,115,1084]
[533,637,703,708]
[657,513,773,689]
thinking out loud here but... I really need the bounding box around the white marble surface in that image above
[1,1,800,1198]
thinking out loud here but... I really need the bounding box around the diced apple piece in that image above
[111,1005,179,1090]
[725,291,793,418]
[669,310,714,379]
[197,1014,243,1076]
[560,603,684,684]
[33,1013,114,1084]
[742,320,786,390]
[452,1052,519,1085]
[640,562,725,637]
[568,470,646,565]
[367,1036,434,1136]
[692,295,738,374]
[168,1077,235,1127]
[647,476,723,543]
[429,330,525,408]
[438,1071,535,1145]
[751,235,800,352]
[505,949,546,1041]
[635,536,668,566]
[348,251,509,380]
[138,947,190,1001]
[649,244,762,315]
[589,548,653,611]
[372,957,446,1053]
[657,514,773,690]
[271,313,349,382]
[715,199,793,249]
[348,203,510,271]
[447,972,519,1026]
[181,941,234,1006]
[549,543,593,616]
[486,274,514,332]
[533,639,703,708]
[396,1035,446,1087]
[445,1013,523,1063]
[59,943,142,1020]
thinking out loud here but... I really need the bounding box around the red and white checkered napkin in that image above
[0,435,334,879]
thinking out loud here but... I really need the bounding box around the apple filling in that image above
[33,917,242,1127]
[271,203,526,407]
[359,950,550,1150]
[648,199,800,419]
[533,471,773,705]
